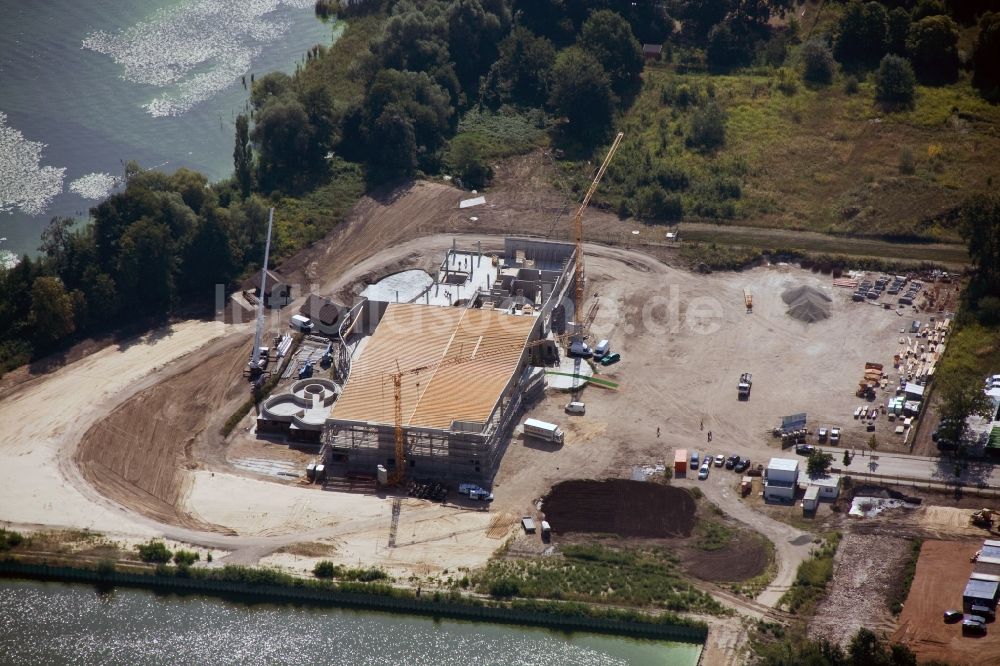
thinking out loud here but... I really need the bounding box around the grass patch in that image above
[571,57,1000,240]
[0,529,24,551]
[472,543,727,614]
[448,108,550,163]
[694,519,735,552]
[778,531,841,616]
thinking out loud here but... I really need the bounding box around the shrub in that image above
[875,55,916,109]
[0,529,25,551]
[136,540,173,564]
[489,578,521,598]
[173,550,200,567]
[844,75,860,95]
[313,560,338,579]
[801,39,835,85]
[686,101,727,152]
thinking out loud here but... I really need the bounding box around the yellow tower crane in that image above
[571,132,624,346]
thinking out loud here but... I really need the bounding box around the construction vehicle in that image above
[523,418,565,445]
[298,360,315,380]
[569,132,624,351]
[738,372,752,400]
[972,508,996,528]
[744,290,753,313]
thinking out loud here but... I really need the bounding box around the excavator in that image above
[972,508,996,529]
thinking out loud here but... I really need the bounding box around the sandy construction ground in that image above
[0,320,229,535]
[893,539,998,665]
[186,471,496,576]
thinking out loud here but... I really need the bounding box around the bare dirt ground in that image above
[809,533,912,648]
[893,539,999,666]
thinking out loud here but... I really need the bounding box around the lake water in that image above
[0,0,335,264]
[0,579,702,665]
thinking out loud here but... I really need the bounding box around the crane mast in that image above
[572,132,624,343]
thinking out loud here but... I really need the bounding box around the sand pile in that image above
[782,285,832,323]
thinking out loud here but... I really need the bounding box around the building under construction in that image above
[321,237,576,485]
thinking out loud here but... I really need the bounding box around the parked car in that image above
[962,617,987,635]
[830,427,841,443]
[795,444,815,456]
[714,454,725,467]
[735,458,751,473]
[725,455,738,470]
[691,451,700,466]
[698,463,710,480]
[599,352,621,366]
[943,609,963,623]
[818,427,828,442]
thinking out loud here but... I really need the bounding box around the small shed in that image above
[764,457,799,502]
[642,43,663,60]
[521,516,536,534]
[903,382,925,400]
[800,472,841,499]
[802,485,820,512]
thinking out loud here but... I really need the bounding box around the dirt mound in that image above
[543,479,696,537]
[683,533,771,582]
[782,284,832,322]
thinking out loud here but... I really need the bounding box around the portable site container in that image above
[674,449,688,475]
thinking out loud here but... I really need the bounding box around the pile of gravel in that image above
[782,285,832,323]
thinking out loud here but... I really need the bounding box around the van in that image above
[565,401,586,415]
[594,339,610,357]
[289,314,313,333]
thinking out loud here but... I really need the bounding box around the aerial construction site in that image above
[0,145,994,665]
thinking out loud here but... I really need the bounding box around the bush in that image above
[686,101,727,152]
[313,560,338,579]
[173,549,200,567]
[801,39,835,85]
[0,529,25,551]
[136,540,173,564]
[489,578,521,598]
[844,75,860,95]
[875,55,916,109]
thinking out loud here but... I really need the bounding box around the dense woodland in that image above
[2,0,1000,378]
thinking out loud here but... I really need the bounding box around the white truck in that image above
[289,314,314,333]
[738,372,752,400]
[523,418,565,445]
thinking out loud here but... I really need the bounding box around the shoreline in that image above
[0,557,707,644]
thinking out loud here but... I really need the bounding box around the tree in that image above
[843,448,852,467]
[887,7,912,55]
[911,0,947,22]
[313,560,337,578]
[867,434,879,455]
[834,1,890,69]
[687,101,727,151]
[938,374,993,447]
[678,0,731,42]
[29,277,75,347]
[907,15,959,84]
[252,95,317,193]
[446,0,508,95]
[972,12,1000,101]
[875,54,916,108]
[801,39,836,85]
[483,26,556,107]
[368,107,418,183]
[234,114,253,197]
[116,219,175,314]
[807,450,834,476]
[548,47,615,143]
[578,10,644,97]
[448,135,492,190]
[707,21,753,70]
[958,194,1000,291]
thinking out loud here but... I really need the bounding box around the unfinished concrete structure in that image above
[321,238,576,485]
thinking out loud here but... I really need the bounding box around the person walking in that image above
[656,427,661,438]
[707,431,713,442]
